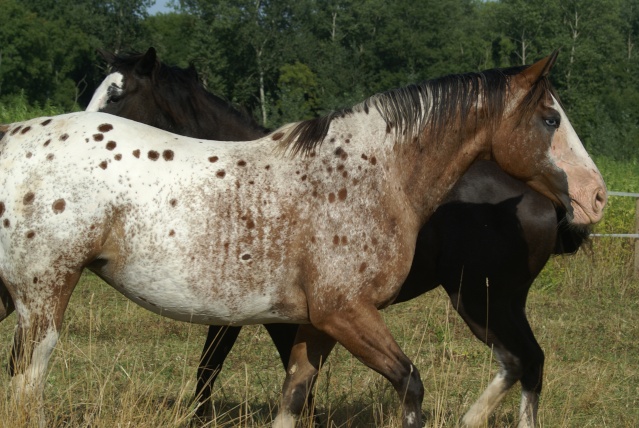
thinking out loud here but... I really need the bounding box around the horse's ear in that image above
[519,50,560,85]
[96,48,116,66]
[135,47,157,77]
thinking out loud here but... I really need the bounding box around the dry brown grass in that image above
[0,237,637,427]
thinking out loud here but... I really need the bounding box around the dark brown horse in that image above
[83,48,596,427]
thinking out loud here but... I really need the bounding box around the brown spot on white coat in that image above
[52,199,66,214]
[163,150,174,161]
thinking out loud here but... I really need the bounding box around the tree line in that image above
[1,0,638,159]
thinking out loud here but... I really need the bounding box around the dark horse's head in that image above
[90,47,268,141]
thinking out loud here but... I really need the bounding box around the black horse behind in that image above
[90,47,589,425]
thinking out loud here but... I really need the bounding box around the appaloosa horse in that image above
[87,48,594,427]
[0,52,605,428]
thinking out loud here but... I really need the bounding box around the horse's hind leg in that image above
[194,325,242,420]
[6,270,82,426]
[264,324,317,411]
[273,324,336,428]
[450,289,543,428]
[274,305,424,428]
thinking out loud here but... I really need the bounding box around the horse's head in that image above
[87,47,268,141]
[87,47,169,125]
[491,52,606,226]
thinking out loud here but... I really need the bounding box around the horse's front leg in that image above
[449,289,542,428]
[7,271,81,427]
[273,303,424,428]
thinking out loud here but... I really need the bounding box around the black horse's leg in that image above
[193,324,300,422]
[193,325,242,420]
[0,279,15,322]
[447,287,543,428]
[514,305,544,428]
[263,323,299,369]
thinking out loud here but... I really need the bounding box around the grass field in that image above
[0,235,637,427]
[0,102,637,427]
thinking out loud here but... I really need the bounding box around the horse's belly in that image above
[123,287,284,325]
[94,261,305,326]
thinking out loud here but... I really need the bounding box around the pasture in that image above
[0,157,635,427]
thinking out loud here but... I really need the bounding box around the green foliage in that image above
[0,0,638,160]
[0,0,154,109]
[275,62,318,123]
[0,91,68,123]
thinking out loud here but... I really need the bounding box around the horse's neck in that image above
[199,95,267,141]
[391,125,491,226]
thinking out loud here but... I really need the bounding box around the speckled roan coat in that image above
[0,53,605,428]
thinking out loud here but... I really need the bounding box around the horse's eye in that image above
[544,117,560,129]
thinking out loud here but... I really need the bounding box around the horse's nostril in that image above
[595,189,607,212]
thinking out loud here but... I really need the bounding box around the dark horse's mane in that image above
[103,50,268,139]
[279,64,555,157]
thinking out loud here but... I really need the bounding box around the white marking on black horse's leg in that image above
[461,348,520,428]
[517,330,543,428]
[517,389,539,428]
[462,371,515,427]
[272,410,297,428]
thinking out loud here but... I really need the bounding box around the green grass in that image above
[0,236,637,427]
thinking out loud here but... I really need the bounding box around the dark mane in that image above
[103,50,268,140]
[279,64,555,157]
